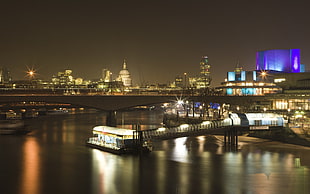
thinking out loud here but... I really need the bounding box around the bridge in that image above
[0,94,269,111]
[133,119,284,149]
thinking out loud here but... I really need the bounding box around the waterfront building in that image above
[256,49,302,73]
[273,72,310,89]
[117,59,132,87]
[218,65,281,96]
[256,49,310,89]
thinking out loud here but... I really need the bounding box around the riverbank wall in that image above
[248,126,310,147]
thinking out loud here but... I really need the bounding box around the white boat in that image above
[86,126,152,154]
[0,120,26,135]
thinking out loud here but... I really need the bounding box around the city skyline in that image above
[1,1,309,86]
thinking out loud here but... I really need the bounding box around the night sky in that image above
[1,0,309,86]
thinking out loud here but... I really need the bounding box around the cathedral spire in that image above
[123,59,127,69]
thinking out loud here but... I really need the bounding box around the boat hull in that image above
[86,141,151,155]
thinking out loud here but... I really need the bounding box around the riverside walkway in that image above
[142,120,227,140]
[140,119,245,146]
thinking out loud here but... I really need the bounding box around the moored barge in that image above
[86,126,152,154]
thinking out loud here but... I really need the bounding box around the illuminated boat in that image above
[86,126,152,154]
[0,120,27,135]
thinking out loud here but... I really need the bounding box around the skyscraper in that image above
[196,56,211,88]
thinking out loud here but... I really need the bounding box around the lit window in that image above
[274,78,286,83]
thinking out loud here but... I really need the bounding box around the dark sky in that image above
[1,0,309,86]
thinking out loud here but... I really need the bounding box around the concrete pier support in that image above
[224,127,238,149]
[106,110,117,127]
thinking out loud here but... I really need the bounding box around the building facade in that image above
[256,49,302,73]
[0,67,12,84]
[218,65,281,96]
[196,56,211,88]
[52,69,75,87]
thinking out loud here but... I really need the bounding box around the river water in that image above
[0,110,309,194]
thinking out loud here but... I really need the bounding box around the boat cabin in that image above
[87,126,139,150]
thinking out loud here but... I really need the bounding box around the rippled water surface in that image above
[0,110,309,194]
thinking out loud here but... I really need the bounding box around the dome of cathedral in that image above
[117,59,132,87]
[119,69,130,77]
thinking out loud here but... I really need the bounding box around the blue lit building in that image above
[256,49,302,73]
[218,65,281,96]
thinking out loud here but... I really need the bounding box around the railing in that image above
[142,120,228,140]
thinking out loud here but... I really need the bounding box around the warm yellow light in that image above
[202,121,211,125]
[260,70,268,79]
[157,127,166,132]
[25,66,37,79]
[180,124,189,129]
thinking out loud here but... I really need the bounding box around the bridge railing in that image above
[142,119,229,140]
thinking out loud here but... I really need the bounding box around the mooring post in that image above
[235,128,238,147]
[232,129,235,145]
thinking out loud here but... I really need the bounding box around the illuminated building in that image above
[256,49,310,89]
[0,67,12,84]
[52,69,75,87]
[256,49,302,73]
[195,56,211,88]
[218,65,281,96]
[174,75,183,88]
[102,69,112,82]
[117,59,132,87]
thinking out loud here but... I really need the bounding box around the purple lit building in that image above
[256,49,301,73]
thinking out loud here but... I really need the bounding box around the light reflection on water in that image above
[20,137,40,194]
[0,111,309,194]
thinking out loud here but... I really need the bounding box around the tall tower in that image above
[197,56,211,88]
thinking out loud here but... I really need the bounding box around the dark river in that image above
[0,110,309,194]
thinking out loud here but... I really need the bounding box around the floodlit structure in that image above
[256,49,302,73]
[219,65,281,96]
[117,59,132,87]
